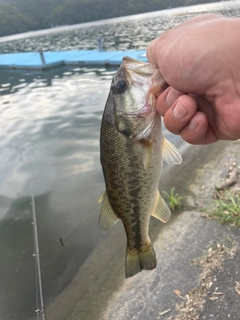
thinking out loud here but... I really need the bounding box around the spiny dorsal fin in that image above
[151,191,171,223]
[98,192,119,232]
[162,138,182,164]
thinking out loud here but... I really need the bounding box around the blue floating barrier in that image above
[0,50,148,71]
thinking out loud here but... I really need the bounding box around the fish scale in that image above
[102,115,156,241]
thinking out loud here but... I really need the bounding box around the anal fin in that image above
[151,191,171,223]
[99,193,119,232]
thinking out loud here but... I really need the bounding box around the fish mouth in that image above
[121,56,167,98]
[121,56,155,77]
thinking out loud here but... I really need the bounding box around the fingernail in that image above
[166,88,181,106]
[189,119,198,130]
[173,101,188,119]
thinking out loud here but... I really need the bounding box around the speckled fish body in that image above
[99,57,182,278]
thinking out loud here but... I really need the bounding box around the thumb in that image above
[146,38,159,68]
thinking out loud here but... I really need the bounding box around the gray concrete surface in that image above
[46,140,240,320]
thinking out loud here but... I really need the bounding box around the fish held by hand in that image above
[99,56,182,278]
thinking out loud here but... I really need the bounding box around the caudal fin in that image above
[125,242,157,278]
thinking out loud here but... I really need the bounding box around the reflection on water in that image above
[0,2,240,320]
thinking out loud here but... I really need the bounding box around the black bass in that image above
[99,56,182,278]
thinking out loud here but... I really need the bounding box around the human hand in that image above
[147,14,240,144]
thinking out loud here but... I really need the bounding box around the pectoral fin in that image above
[162,138,182,164]
[142,142,153,170]
[98,192,119,232]
[151,191,171,223]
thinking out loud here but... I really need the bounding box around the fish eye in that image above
[113,79,128,94]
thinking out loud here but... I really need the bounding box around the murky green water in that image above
[0,2,239,319]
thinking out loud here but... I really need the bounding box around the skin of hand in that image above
[147,14,240,144]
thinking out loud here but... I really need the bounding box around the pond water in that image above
[0,1,239,319]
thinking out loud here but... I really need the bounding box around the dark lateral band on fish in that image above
[99,56,182,278]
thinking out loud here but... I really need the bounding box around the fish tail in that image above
[125,242,157,278]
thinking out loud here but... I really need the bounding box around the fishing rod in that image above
[29,173,101,319]
[31,179,46,320]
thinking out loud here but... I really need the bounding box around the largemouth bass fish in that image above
[99,56,182,278]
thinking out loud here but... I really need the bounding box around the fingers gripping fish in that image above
[99,56,182,278]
